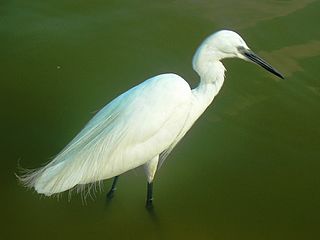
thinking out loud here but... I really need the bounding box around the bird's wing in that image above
[22,73,192,195]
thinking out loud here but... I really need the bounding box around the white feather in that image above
[19,30,277,200]
[20,73,194,195]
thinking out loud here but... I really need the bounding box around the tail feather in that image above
[18,161,80,196]
[17,92,128,197]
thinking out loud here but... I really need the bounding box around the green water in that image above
[2,0,320,239]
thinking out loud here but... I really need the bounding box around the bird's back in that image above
[20,73,193,196]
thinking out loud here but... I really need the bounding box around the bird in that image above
[19,30,284,208]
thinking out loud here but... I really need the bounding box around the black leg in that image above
[106,176,119,199]
[146,182,153,209]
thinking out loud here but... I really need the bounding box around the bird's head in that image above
[193,30,284,79]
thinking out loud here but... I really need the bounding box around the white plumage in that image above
[19,30,283,204]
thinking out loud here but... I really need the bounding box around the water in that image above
[2,0,320,239]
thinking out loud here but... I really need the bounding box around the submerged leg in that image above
[146,181,153,208]
[106,176,119,199]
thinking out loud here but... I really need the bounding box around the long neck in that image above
[170,51,226,142]
[191,60,226,114]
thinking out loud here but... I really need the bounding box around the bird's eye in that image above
[237,46,245,52]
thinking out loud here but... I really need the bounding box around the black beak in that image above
[242,49,284,79]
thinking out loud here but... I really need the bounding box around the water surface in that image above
[2,0,320,239]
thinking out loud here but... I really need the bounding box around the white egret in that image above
[19,30,283,208]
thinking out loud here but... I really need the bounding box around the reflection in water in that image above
[146,205,159,224]
[149,0,316,28]
[215,40,320,119]
[260,40,320,77]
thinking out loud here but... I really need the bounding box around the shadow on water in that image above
[145,204,165,239]
[146,205,159,224]
[105,193,159,224]
[104,193,115,210]
[104,176,160,226]
[104,192,163,237]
